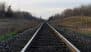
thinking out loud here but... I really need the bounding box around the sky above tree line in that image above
[0,0,91,19]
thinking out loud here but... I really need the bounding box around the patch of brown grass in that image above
[0,19,40,35]
[51,16,91,36]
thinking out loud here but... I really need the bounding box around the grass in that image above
[61,16,91,27]
[79,32,91,37]
[0,19,40,41]
[52,16,91,36]
[0,32,17,41]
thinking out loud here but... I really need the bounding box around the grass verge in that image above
[0,32,17,41]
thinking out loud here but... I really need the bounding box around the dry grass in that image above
[0,19,40,41]
[0,19,39,34]
[51,16,91,36]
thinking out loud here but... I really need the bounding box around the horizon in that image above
[0,0,91,19]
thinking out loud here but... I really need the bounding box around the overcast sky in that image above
[0,0,91,19]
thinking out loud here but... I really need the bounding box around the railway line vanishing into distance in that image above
[21,23,80,52]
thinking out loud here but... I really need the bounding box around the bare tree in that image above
[0,3,5,16]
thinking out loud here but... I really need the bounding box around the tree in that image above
[0,3,5,16]
[5,5,13,17]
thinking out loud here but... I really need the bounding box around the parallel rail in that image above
[21,23,44,52]
[47,23,80,52]
[21,23,80,52]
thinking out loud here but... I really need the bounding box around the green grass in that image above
[78,31,91,37]
[0,32,17,41]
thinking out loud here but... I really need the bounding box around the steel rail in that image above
[21,23,80,52]
[47,23,80,52]
[20,23,43,52]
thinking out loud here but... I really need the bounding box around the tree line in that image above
[49,4,91,20]
[0,3,37,20]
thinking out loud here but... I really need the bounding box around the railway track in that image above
[21,23,80,52]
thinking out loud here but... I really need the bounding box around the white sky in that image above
[0,0,91,19]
